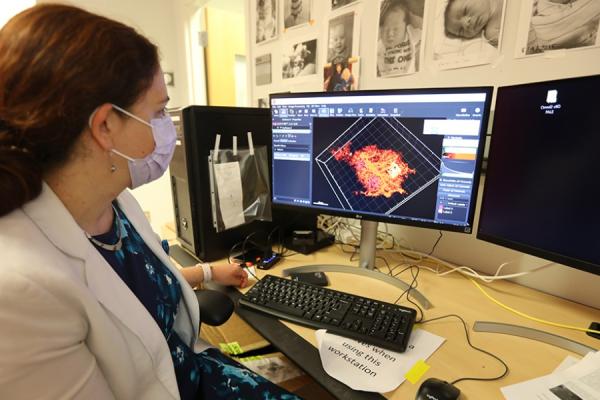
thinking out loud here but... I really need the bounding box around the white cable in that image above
[384,248,553,283]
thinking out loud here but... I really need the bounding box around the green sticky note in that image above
[405,359,430,384]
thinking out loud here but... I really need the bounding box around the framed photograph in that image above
[284,0,311,30]
[282,39,317,79]
[255,54,272,86]
[255,0,278,44]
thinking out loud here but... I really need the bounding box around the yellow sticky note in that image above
[229,342,244,355]
[405,359,430,384]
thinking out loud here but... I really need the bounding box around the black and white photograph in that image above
[284,0,311,29]
[257,98,269,108]
[331,0,360,10]
[327,12,356,64]
[549,384,584,400]
[255,54,272,86]
[282,39,317,79]
[376,0,425,77]
[432,0,507,70]
[255,0,278,44]
[516,0,600,57]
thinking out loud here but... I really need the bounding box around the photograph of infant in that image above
[327,12,356,65]
[282,39,317,79]
[519,0,600,56]
[324,59,359,92]
[255,54,272,86]
[284,0,311,29]
[432,0,507,70]
[377,0,425,77]
[255,0,278,44]
[331,0,360,10]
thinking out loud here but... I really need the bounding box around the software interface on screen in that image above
[478,75,600,274]
[271,90,490,232]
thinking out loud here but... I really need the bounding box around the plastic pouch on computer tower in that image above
[208,134,272,232]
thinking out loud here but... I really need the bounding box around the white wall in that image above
[245,0,600,309]
[0,1,36,28]
[37,0,204,233]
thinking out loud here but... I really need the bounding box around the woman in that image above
[0,5,300,400]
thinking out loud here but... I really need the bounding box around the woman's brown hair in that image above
[0,4,159,217]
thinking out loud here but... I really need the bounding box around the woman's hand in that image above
[211,263,249,288]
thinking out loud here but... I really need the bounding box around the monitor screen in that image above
[478,75,600,275]
[270,87,492,233]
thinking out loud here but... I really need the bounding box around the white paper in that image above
[213,162,245,229]
[502,351,600,400]
[316,329,445,393]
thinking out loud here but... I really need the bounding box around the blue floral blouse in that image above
[89,203,301,400]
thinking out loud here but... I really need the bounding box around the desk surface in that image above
[185,245,600,399]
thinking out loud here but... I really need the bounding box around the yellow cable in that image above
[470,278,600,336]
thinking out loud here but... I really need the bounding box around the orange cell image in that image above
[331,142,416,198]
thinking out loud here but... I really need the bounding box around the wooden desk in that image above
[229,245,599,400]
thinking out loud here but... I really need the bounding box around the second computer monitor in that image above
[270,88,493,233]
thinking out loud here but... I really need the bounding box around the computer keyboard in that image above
[238,274,417,353]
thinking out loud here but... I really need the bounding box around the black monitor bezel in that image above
[476,75,600,275]
[270,86,494,234]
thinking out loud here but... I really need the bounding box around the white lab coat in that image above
[0,183,210,399]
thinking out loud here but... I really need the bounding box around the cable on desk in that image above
[428,231,443,256]
[470,279,600,335]
[390,248,554,283]
[419,314,510,386]
[393,265,424,322]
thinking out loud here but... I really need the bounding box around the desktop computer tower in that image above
[169,105,316,262]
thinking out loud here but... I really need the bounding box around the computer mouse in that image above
[416,378,460,400]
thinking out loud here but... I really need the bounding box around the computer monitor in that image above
[270,87,493,268]
[477,75,600,276]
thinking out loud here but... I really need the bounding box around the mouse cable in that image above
[419,314,509,385]
[470,278,600,335]
[393,265,424,322]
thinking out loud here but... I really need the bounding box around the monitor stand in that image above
[283,220,433,310]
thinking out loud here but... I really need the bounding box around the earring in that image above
[108,151,116,173]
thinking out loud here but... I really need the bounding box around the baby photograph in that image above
[327,12,356,65]
[282,39,317,79]
[432,0,507,70]
[256,0,278,44]
[284,0,311,29]
[376,0,425,77]
[520,0,600,56]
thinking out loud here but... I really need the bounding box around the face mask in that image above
[90,104,177,189]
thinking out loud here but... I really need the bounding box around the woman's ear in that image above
[88,103,117,151]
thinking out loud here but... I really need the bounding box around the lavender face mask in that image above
[95,104,177,189]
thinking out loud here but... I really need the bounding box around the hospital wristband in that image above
[199,263,213,283]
